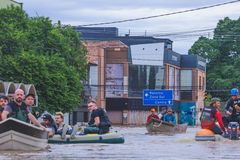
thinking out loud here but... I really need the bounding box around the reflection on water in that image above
[1,127,240,160]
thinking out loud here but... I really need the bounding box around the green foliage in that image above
[189,17,240,100]
[0,7,87,113]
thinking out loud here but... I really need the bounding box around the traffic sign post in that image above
[143,89,173,106]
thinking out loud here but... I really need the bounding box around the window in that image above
[105,64,124,97]
[175,69,180,100]
[199,76,202,90]
[128,65,164,97]
[180,70,192,90]
[169,66,175,90]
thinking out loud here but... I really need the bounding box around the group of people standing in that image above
[0,89,112,139]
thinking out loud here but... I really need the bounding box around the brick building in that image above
[70,27,206,126]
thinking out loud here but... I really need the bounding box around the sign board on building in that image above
[143,89,173,106]
[130,43,164,66]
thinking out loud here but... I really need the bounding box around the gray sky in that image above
[20,0,240,54]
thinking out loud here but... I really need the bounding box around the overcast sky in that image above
[20,0,240,54]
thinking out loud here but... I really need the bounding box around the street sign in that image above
[143,89,173,106]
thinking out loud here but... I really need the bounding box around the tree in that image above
[189,17,240,100]
[0,6,87,113]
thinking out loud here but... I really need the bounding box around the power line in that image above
[80,0,240,27]
[153,28,215,37]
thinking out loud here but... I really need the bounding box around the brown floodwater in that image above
[0,126,240,160]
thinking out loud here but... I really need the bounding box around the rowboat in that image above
[0,118,48,151]
[48,132,124,144]
[146,119,188,135]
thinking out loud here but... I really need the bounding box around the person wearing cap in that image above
[222,88,240,127]
[163,108,176,124]
[200,97,226,135]
[84,100,111,134]
[41,113,57,137]
[146,108,160,124]
[0,95,9,121]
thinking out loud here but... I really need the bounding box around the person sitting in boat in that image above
[41,113,57,138]
[200,97,226,135]
[1,89,45,129]
[0,95,9,121]
[146,108,160,124]
[222,88,240,127]
[25,93,35,113]
[84,99,111,134]
[55,111,75,139]
[163,108,176,125]
[158,108,167,120]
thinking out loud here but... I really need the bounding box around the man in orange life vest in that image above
[200,97,226,135]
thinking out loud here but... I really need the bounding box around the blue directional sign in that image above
[143,89,173,106]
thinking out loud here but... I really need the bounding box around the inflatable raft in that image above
[48,132,124,144]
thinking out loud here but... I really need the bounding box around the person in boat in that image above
[163,108,176,124]
[54,111,74,139]
[84,99,111,134]
[200,97,226,135]
[0,95,9,121]
[1,89,45,129]
[146,108,160,124]
[41,113,57,138]
[25,93,35,113]
[222,88,240,127]
[158,108,167,120]
[24,93,40,118]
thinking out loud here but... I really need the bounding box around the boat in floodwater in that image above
[146,120,188,135]
[0,118,48,151]
[48,132,125,144]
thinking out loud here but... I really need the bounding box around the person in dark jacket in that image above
[222,88,240,127]
[200,97,226,135]
[84,100,111,134]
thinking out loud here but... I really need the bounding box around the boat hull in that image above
[0,118,48,151]
[146,120,187,135]
[48,132,125,144]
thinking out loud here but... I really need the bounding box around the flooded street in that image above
[1,126,240,160]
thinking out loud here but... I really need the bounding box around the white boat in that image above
[0,118,48,151]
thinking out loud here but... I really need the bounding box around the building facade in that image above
[0,0,22,9]
[70,27,206,126]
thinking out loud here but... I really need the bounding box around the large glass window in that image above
[175,69,180,100]
[105,64,123,97]
[180,70,193,100]
[169,66,174,90]
[128,65,164,97]
[180,70,192,90]
[89,65,98,100]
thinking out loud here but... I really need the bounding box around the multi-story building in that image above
[70,27,206,126]
[0,0,22,9]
